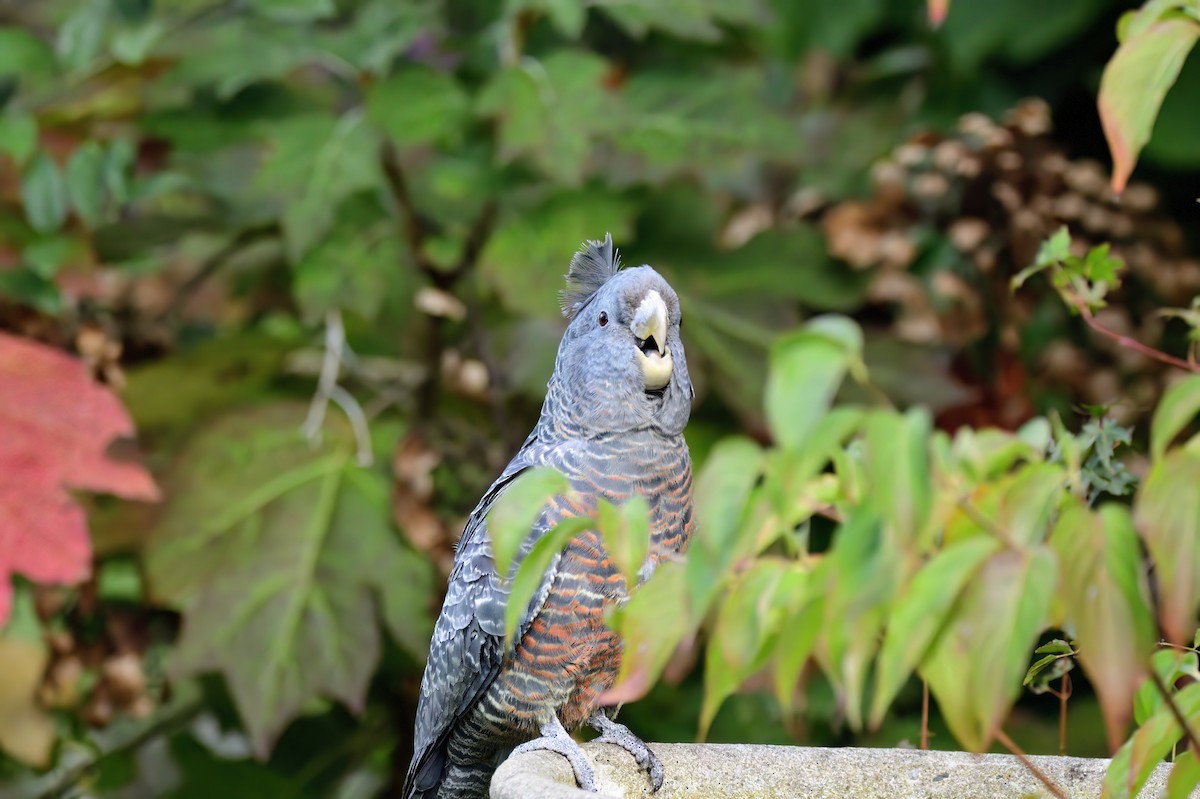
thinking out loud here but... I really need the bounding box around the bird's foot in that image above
[588,711,664,792]
[512,716,598,792]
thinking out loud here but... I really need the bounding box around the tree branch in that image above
[994,728,1068,799]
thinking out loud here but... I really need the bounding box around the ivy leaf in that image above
[1135,449,1200,644]
[248,0,336,22]
[869,536,1000,728]
[1099,17,1200,193]
[0,27,57,77]
[1050,501,1154,750]
[66,140,107,228]
[0,114,38,167]
[255,114,382,261]
[291,198,404,323]
[476,50,614,185]
[0,334,159,628]
[1150,374,1200,459]
[480,190,635,318]
[505,0,588,38]
[144,405,430,756]
[598,0,767,41]
[920,546,1057,751]
[366,68,471,148]
[21,153,69,233]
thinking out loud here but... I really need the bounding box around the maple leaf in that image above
[144,404,434,756]
[0,333,159,627]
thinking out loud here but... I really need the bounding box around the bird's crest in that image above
[559,233,621,319]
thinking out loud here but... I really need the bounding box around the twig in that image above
[1150,667,1200,755]
[380,141,436,277]
[1058,672,1071,756]
[158,222,279,322]
[39,700,204,798]
[994,728,1068,799]
[921,680,930,750]
[302,310,373,466]
[1073,297,1200,374]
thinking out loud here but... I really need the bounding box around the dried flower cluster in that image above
[817,99,1200,428]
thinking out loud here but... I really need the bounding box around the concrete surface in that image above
[491,742,1193,798]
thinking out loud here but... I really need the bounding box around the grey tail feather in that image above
[559,232,621,319]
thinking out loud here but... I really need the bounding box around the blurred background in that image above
[1,0,1199,796]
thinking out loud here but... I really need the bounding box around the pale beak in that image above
[631,289,673,391]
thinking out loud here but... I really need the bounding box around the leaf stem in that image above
[1071,295,1200,374]
[994,728,1068,799]
[921,679,930,750]
[1149,667,1200,755]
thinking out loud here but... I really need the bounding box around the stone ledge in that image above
[491,742,1190,799]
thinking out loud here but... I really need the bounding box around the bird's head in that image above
[545,234,693,436]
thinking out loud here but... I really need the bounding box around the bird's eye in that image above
[598,311,608,327]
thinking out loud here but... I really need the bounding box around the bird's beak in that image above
[631,290,673,391]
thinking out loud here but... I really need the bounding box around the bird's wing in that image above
[404,453,571,797]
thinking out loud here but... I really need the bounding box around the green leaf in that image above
[1099,17,1200,193]
[607,559,693,703]
[0,28,56,77]
[1135,449,1200,644]
[66,141,107,228]
[1104,683,1200,799]
[765,314,863,451]
[56,0,110,72]
[1168,749,1200,799]
[596,496,651,591]
[820,506,899,730]
[292,197,404,323]
[1135,648,1200,725]
[863,407,933,548]
[487,467,570,579]
[870,536,1000,728]
[687,436,764,614]
[1050,501,1154,750]
[248,0,336,22]
[613,68,798,183]
[366,68,471,148]
[1151,375,1200,459]
[255,114,382,262]
[771,562,825,716]
[480,190,635,318]
[143,404,428,756]
[476,50,614,185]
[505,0,588,38]
[920,546,1057,751]
[598,0,766,41]
[0,114,38,167]
[700,558,790,738]
[504,516,594,645]
[21,153,69,234]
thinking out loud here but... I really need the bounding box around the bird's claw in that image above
[589,712,664,792]
[513,717,599,792]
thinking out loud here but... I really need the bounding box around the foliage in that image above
[1,0,1199,796]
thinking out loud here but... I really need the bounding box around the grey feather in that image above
[559,233,621,319]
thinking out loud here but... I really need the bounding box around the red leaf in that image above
[0,333,158,626]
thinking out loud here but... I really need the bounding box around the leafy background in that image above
[1,0,1199,796]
